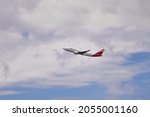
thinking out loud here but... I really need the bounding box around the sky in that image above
[0,0,150,100]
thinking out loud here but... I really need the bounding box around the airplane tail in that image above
[92,49,105,57]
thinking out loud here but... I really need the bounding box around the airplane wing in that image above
[63,48,90,54]
[77,49,90,54]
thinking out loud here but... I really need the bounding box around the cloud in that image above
[0,0,40,30]
[0,90,19,96]
[99,0,150,30]
[20,0,121,33]
[0,0,150,97]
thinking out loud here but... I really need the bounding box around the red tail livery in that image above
[92,49,105,57]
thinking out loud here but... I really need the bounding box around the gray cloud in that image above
[0,0,40,30]
[0,90,19,95]
[2,63,10,79]
[99,0,150,30]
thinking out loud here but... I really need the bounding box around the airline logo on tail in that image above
[92,49,105,57]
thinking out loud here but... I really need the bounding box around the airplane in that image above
[63,48,105,57]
